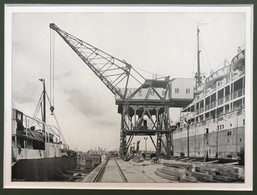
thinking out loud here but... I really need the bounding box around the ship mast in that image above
[195,25,202,87]
[39,78,46,127]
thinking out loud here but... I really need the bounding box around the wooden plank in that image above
[163,166,188,173]
[191,171,213,181]
[163,162,193,169]
[213,175,244,182]
[223,162,239,165]
[155,170,179,181]
[206,160,219,164]
[216,167,241,176]
[158,168,186,178]
[195,165,221,174]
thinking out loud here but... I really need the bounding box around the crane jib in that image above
[49,23,139,100]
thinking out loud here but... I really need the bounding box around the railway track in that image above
[91,157,109,182]
[83,157,163,183]
[113,158,128,182]
[96,157,128,183]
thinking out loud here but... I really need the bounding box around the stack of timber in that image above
[155,161,244,183]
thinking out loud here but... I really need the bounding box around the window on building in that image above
[175,88,179,93]
[186,88,190,93]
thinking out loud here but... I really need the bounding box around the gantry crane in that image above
[50,23,188,158]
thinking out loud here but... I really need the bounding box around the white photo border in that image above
[4,4,253,190]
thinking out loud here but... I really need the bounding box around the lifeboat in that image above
[231,50,245,72]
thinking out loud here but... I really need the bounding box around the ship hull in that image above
[12,156,76,181]
[173,108,245,163]
[173,127,244,161]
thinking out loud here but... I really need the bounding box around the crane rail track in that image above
[114,158,128,182]
[91,157,128,183]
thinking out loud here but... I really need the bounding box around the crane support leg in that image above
[119,105,127,157]
[165,131,172,159]
[156,133,162,157]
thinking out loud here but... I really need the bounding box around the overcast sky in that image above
[11,6,246,152]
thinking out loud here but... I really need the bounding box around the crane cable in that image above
[132,65,167,80]
[49,28,67,146]
[50,28,55,108]
[45,92,67,145]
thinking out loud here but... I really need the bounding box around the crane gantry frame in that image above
[50,23,176,158]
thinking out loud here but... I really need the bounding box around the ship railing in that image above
[205,104,210,111]
[204,71,244,97]
[232,88,244,99]
[210,101,216,109]
[180,111,194,118]
[196,107,203,114]
[219,89,244,105]
[204,87,215,96]
[231,70,245,80]
[194,88,245,116]
[218,98,224,106]
[225,95,230,102]
[21,114,61,144]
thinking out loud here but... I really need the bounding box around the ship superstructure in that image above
[12,108,64,162]
[172,48,245,161]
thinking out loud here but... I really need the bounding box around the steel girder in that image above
[119,103,172,158]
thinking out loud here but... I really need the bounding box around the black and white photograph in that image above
[4,4,253,190]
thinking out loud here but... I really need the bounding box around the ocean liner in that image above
[12,79,76,181]
[172,26,245,163]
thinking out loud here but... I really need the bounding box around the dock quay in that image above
[82,156,244,183]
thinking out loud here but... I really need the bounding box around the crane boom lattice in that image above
[49,23,144,99]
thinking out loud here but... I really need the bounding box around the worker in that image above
[136,140,140,153]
